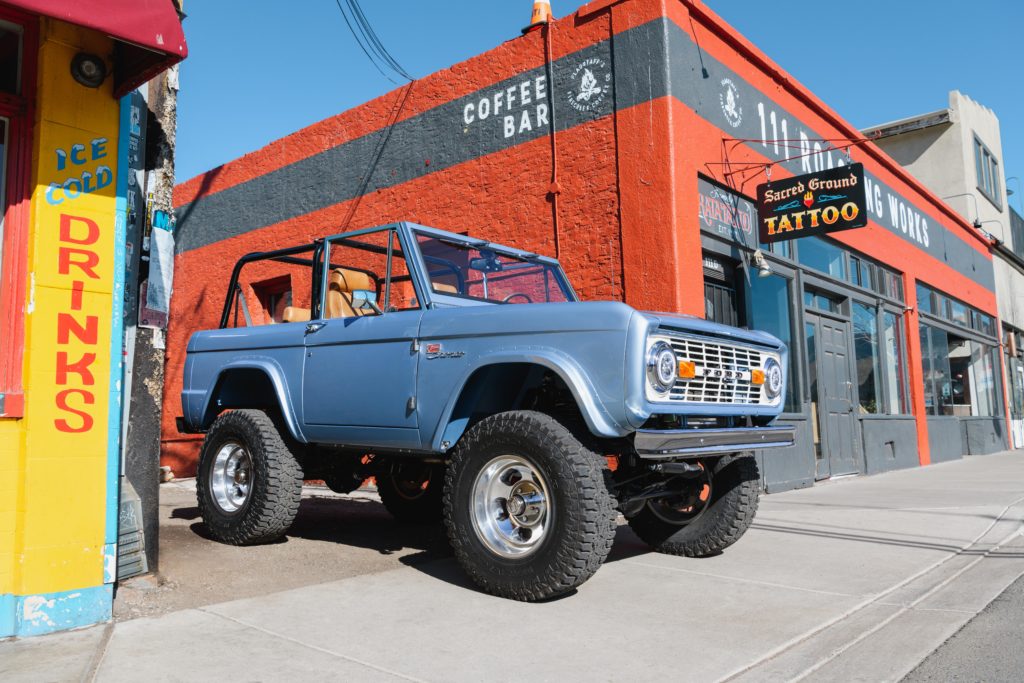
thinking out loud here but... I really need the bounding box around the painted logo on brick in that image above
[719,77,742,128]
[567,57,611,113]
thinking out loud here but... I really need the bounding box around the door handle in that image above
[305,322,326,335]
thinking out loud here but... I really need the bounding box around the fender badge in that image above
[425,343,465,360]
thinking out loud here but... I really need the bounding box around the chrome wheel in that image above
[209,441,253,514]
[471,455,551,559]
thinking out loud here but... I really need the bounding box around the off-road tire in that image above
[627,454,760,557]
[444,410,617,601]
[377,464,444,523]
[197,409,304,545]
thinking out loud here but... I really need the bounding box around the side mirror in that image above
[350,289,383,315]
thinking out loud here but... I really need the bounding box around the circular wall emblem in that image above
[567,57,611,113]
[719,77,742,128]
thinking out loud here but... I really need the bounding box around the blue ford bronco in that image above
[179,222,794,600]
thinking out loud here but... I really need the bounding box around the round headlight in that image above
[764,358,783,399]
[647,341,677,393]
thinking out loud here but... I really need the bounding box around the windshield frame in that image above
[408,224,577,307]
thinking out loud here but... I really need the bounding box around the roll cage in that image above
[218,222,576,329]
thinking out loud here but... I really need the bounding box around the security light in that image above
[70,53,106,88]
[752,249,772,278]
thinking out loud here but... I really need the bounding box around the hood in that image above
[641,311,784,349]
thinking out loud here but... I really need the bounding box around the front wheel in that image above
[197,409,304,545]
[444,411,617,601]
[627,454,760,557]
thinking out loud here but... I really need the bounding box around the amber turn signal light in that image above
[678,360,696,379]
[751,369,765,385]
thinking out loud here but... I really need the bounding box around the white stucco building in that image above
[864,90,1024,447]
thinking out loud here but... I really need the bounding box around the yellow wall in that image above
[0,18,120,629]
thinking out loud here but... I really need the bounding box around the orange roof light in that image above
[678,360,696,379]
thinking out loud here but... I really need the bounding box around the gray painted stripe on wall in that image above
[176,16,993,294]
[175,22,640,253]
[662,22,995,291]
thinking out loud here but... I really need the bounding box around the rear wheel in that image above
[444,411,617,601]
[627,454,760,557]
[377,462,444,523]
[197,409,304,545]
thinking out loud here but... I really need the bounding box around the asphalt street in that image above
[903,574,1024,683]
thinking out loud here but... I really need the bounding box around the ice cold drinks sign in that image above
[757,164,868,244]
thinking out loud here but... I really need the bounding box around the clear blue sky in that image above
[176,1,1024,211]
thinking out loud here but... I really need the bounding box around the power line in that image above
[333,0,414,83]
[348,0,415,81]
[334,0,397,84]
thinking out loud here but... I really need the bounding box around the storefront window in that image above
[702,253,739,327]
[850,256,873,290]
[852,303,880,414]
[745,272,797,412]
[883,311,908,414]
[767,240,791,259]
[797,236,847,280]
[919,324,950,416]
[916,283,932,315]
[950,300,970,328]
[919,323,999,417]
[917,282,995,337]
[803,289,841,314]
[962,341,998,417]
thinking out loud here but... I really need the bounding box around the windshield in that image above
[415,232,574,305]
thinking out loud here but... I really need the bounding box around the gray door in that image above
[806,312,861,477]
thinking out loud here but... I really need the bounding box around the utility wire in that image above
[333,0,414,83]
[334,0,398,84]
[348,0,415,80]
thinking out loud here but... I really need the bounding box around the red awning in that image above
[7,0,187,96]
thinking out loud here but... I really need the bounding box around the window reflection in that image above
[852,303,880,414]
[746,273,797,412]
[797,236,847,280]
[883,311,907,414]
[919,323,999,417]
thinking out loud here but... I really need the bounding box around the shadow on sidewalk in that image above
[187,494,454,563]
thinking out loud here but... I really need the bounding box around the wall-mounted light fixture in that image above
[70,52,107,88]
[940,192,981,228]
[752,249,772,278]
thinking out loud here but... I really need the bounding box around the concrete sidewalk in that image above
[4,452,1024,683]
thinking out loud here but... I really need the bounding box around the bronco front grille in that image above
[666,335,764,404]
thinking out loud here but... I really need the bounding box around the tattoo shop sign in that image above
[757,163,867,243]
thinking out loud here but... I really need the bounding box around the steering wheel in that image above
[502,292,533,304]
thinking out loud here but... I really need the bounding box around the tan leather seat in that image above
[327,268,377,319]
[433,282,458,294]
[282,306,311,323]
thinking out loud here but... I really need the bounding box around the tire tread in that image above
[197,409,303,545]
[443,410,617,601]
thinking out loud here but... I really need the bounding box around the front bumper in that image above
[633,425,796,458]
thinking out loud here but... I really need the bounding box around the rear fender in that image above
[197,360,306,443]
